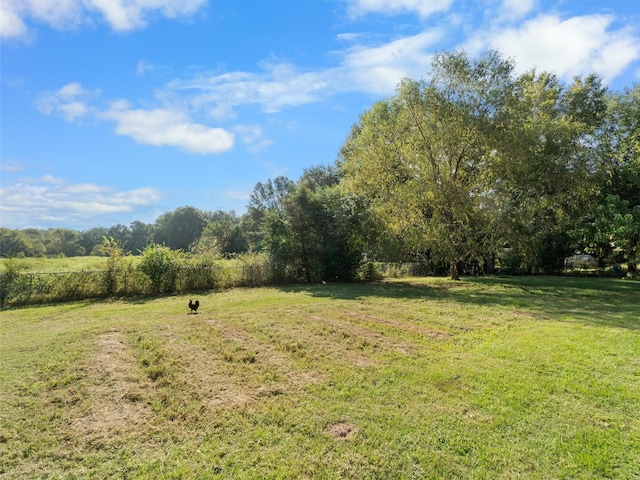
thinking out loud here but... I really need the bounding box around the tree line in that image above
[1,50,638,280]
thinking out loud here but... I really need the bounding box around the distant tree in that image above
[108,224,131,247]
[262,166,378,282]
[0,228,36,257]
[129,221,154,254]
[20,229,47,257]
[46,228,85,257]
[153,206,206,251]
[245,176,295,251]
[79,227,110,256]
[198,210,248,255]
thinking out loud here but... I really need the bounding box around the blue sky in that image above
[2,0,639,230]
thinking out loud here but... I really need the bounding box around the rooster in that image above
[188,299,200,313]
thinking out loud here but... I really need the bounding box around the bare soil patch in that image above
[74,331,152,443]
[326,422,358,439]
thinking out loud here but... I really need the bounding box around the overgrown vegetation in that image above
[0,238,277,307]
[1,277,638,478]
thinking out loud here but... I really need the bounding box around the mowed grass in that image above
[1,276,638,479]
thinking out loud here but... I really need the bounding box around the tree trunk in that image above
[450,260,460,280]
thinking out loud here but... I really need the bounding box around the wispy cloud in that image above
[0,161,24,173]
[0,0,208,39]
[234,125,272,154]
[30,4,640,162]
[36,82,235,154]
[168,29,443,118]
[347,0,454,18]
[36,82,97,122]
[0,176,163,229]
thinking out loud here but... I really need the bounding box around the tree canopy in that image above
[339,50,623,278]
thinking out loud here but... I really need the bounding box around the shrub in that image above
[0,258,24,307]
[138,245,184,294]
[357,260,382,281]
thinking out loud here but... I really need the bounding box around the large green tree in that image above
[572,85,640,270]
[597,85,640,206]
[260,166,376,282]
[340,50,611,277]
[339,51,514,279]
[492,72,608,272]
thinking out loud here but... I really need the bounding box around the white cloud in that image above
[0,0,28,38]
[347,0,454,18]
[36,82,96,122]
[467,13,640,84]
[234,125,272,154]
[497,0,537,21]
[0,0,208,38]
[0,176,163,229]
[101,101,235,154]
[36,82,234,154]
[174,63,330,115]
[339,30,442,93]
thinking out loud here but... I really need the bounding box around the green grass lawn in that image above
[1,276,638,479]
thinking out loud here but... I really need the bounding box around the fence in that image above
[0,263,275,308]
[0,261,423,308]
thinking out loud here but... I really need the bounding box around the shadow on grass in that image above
[278,276,640,331]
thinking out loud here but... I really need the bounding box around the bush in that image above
[0,258,24,307]
[357,260,383,281]
[138,245,183,294]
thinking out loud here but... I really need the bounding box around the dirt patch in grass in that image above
[74,331,152,444]
[326,422,358,439]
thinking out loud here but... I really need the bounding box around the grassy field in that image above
[0,256,117,273]
[1,276,638,479]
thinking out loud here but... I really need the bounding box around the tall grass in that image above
[1,252,428,307]
[0,252,277,307]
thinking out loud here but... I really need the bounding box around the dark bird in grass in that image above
[188,299,200,313]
